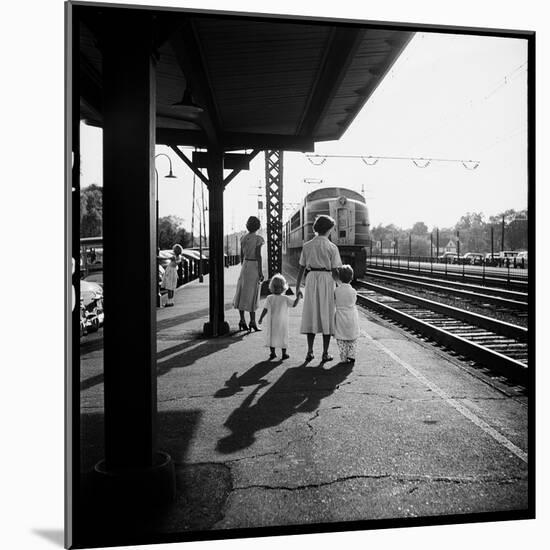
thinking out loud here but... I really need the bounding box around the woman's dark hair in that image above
[338,264,354,283]
[313,215,335,235]
[246,216,261,232]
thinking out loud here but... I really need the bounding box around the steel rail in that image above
[365,267,528,302]
[356,291,528,384]
[355,280,528,342]
[362,271,528,311]
[365,261,528,290]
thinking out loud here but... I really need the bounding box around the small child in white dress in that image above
[258,274,301,360]
[161,256,178,307]
[334,265,360,363]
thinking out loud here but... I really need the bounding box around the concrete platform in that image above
[79,265,529,537]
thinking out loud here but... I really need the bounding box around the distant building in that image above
[444,239,457,253]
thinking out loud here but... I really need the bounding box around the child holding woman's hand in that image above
[258,274,301,360]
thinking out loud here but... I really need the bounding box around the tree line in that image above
[80,185,527,257]
[370,209,528,256]
[80,184,193,250]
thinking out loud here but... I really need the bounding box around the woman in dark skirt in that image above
[233,216,264,331]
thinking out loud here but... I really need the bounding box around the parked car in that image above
[516,250,528,268]
[462,252,485,265]
[80,279,104,336]
[498,250,519,259]
[438,252,458,263]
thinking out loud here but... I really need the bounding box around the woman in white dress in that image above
[294,215,342,362]
[233,216,264,331]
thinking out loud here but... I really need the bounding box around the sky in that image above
[79,31,528,234]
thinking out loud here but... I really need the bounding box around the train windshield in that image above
[305,187,365,203]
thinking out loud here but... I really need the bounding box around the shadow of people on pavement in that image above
[157,332,247,378]
[216,361,353,454]
[214,359,283,398]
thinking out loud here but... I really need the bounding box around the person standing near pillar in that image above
[233,216,264,331]
[172,243,184,285]
[294,215,342,362]
[161,257,178,307]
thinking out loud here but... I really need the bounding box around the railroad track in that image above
[365,261,528,291]
[364,268,528,317]
[354,279,528,384]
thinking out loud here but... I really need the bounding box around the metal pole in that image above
[436,227,440,263]
[155,170,161,307]
[501,215,505,252]
[408,233,411,256]
[198,205,203,283]
[191,170,196,246]
[491,225,495,262]
[201,178,207,248]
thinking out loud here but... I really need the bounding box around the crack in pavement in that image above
[339,392,508,402]
[221,450,282,463]
[232,473,528,493]
[158,393,216,403]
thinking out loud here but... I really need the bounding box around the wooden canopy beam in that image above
[168,19,221,148]
[223,149,260,188]
[297,27,365,137]
[169,145,210,187]
[80,52,103,119]
[157,128,315,152]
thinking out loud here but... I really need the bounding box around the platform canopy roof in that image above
[78,6,413,152]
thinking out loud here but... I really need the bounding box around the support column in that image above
[99,10,174,503]
[204,149,230,337]
[265,151,284,279]
[67,6,79,545]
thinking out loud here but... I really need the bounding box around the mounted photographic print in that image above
[66,1,534,547]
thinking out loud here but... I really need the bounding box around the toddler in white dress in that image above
[161,257,178,307]
[334,265,360,363]
[258,274,301,359]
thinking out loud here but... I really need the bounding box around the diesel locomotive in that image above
[283,187,370,279]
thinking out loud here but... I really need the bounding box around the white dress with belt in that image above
[299,235,342,334]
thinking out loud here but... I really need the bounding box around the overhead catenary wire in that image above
[305,153,480,170]
[413,59,527,147]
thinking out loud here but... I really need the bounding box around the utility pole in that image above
[191,171,196,246]
[201,178,207,248]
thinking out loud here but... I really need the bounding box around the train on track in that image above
[283,187,371,278]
